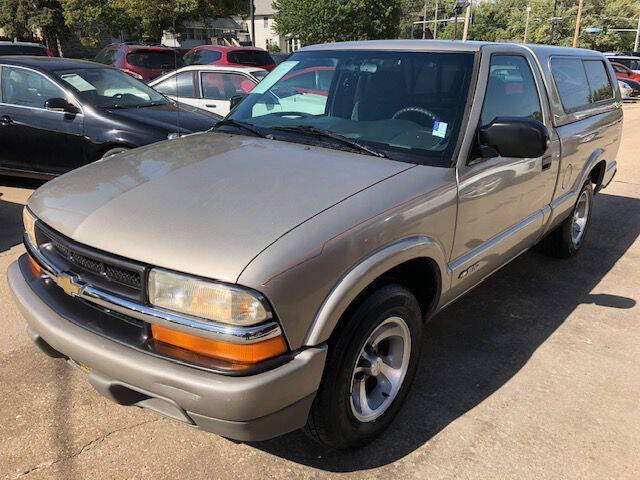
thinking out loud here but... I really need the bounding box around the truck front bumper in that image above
[8,256,327,441]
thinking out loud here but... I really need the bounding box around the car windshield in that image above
[0,45,47,55]
[54,67,170,109]
[229,50,475,166]
[126,49,183,70]
[252,70,269,81]
[227,50,274,67]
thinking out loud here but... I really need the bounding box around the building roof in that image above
[182,17,243,30]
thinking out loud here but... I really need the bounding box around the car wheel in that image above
[100,147,129,159]
[305,284,422,449]
[543,180,593,258]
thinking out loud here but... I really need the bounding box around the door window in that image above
[481,55,542,126]
[153,72,196,98]
[201,72,255,100]
[184,49,222,65]
[612,63,627,74]
[583,60,614,102]
[1,66,66,109]
[95,48,118,65]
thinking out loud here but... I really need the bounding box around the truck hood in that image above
[28,133,411,283]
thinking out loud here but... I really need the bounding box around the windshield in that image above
[252,70,269,81]
[126,50,183,70]
[0,45,47,56]
[229,50,475,166]
[55,67,170,109]
[228,50,274,67]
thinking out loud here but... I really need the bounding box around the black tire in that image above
[305,284,422,449]
[543,180,593,258]
[100,147,129,159]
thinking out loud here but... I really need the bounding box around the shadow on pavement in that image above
[251,191,640,472]
[0,176,45,254]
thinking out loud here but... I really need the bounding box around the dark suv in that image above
[95,43,183,82]
[0,41,52,56]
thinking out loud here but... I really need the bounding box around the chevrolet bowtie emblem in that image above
[56,273,85,297]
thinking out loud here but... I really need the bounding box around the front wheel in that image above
[305,284,422,449]
[543,180,593,258]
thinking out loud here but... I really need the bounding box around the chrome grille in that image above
[35,222,147,301]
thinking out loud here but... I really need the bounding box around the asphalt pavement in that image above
[2,106,640,480]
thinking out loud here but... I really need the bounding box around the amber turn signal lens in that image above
[150,324,287,364]
[27,253,42,278]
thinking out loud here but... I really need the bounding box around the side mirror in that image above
[45,98,80,114]
[229,94,247,111]
[477,117,549,159]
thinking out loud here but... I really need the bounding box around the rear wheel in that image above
[305,284,422,449]
[543,180,593,258]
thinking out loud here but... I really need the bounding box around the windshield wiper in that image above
[213,118,268,139]
[272,125,387,158]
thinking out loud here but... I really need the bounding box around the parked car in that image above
[618,77,640,98]
[0,41,52,56]
[0,57,220,178]
[183,45,276,71]
[94,43,183,82]
[9,41,620,449]
[605,54,640,73]
[270,52,291,64]
[150,65,266,116]
[610,61,640,82]
[618,79,633,98]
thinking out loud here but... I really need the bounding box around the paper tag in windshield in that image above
[60,74,96,92]
[432,121,448,138]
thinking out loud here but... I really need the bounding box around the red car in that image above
[183,45,276,71]
[94,43,184,82]
[611,62,640,82]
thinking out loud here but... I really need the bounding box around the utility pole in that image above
[635,14,640,52]
[434,0,439,39]
[524,6,532,43]
[250,0,255,47]
[454,12,459,40]
[550,0,558,43]
[572,0,584,47]
[422,0,428,38]
[462,2,472,41]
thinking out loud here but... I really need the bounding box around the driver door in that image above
[0,65,85,175]
[449,48,559,295]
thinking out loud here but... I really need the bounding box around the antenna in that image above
[173,0,181,137]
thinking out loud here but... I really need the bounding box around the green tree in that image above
[60,0,246,46]
[0,0,66,48]
[273,0,402,45]
[467,0,640,50]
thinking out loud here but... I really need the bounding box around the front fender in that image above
[303,235,447,346]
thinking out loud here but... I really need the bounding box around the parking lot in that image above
[1,104,639,480]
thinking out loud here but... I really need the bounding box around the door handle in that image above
[0,115,12,126]
[541,156,552,171]
[205,104,217,108]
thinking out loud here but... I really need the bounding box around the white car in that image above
[619,80,633,99]
[150,65,267,116]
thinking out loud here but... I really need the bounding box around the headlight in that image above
[167,132,182,140]
[148,268,272,326]
[23,207,37,247]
